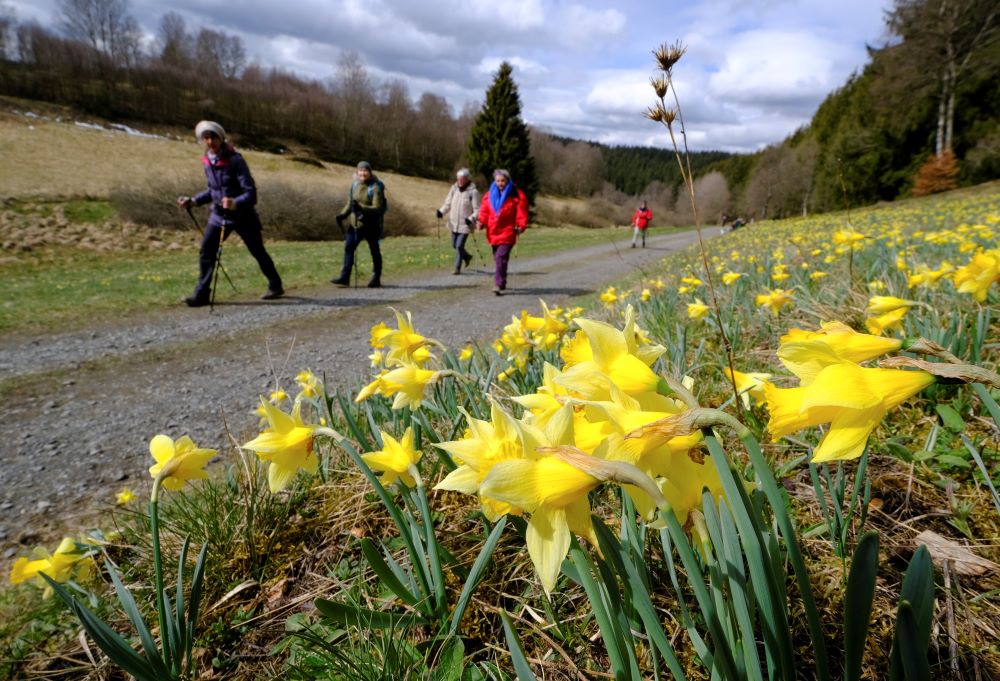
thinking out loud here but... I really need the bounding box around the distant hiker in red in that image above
[476,169,528,296]
[631,200,652,248]
[177,120,283,307]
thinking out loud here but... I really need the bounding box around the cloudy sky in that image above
[10,0,894,152]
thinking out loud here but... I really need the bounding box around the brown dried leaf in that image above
[914,530,999,577]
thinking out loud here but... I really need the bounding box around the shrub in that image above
[110,176,424,240]
[911,150,959,197]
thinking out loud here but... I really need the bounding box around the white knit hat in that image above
[194,120,226,141]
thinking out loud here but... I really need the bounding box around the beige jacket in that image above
[438,182,480,234]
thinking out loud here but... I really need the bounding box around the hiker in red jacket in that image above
[474,169,528,296]
[631,200,653,248]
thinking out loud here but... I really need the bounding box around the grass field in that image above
[0,226,626,334]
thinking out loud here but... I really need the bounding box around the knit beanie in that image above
[195,120,226,141]
[357,161,372,171]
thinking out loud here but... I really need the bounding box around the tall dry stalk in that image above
[645,42,742,415]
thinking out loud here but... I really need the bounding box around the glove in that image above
[436,209,443,219]
[336,215,344,228]
[464,216,474,227]
[177,196,192,208]
[514,226,525,235]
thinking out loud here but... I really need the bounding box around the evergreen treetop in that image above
[466,62,540,205]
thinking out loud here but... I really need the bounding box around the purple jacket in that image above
[192,145,262,230]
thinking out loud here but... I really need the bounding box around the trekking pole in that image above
[469,220,485,266]
[209,223,225,312]
[185,204,236,293]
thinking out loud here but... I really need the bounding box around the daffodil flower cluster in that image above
[356,309,450,409]
[763,322,934,463]
[434,307,722,593]
[492,301,577,378]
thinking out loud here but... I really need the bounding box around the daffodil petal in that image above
[526,505,570,594]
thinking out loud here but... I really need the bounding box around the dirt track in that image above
[0,230,702,559]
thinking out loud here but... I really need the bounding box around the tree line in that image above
[731,0,998,220]
[0,0,996,226]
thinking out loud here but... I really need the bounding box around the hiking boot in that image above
[330,276,350,287]
[184,295,209,308]
[462,252,472,267]
[452,268,461,275]
[367,276,381,288]
[261,288,284,300]
[492,285,502,296]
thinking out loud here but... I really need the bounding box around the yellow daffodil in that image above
[953,248,999,302]
[368,349,384,368]
[435,402,533,521]
[681,275,703,287]
[755,288,793,316]
[294,369,320,399]
[148,434,215,492]
[640,288,651,301]
[722,271,742,285]
[723,367,772,409]
[369,322,392,348]
[599,286,619,305]
[764,362,934,462]
[380,309,438,367]
[458,344,474,361]
[557,317,666,399]
[560,329,592,368]
[242,398,320,493]
[11,537,93,597]
[866,296,916,315]
[833,229,866,246]
[522,300,568,350]
[809,271,828,281]
[687,299,710,320]
[778,321,902,384]
[356,364,448,410]
[269,388,289,404]
[865,307,909,335]
[363,427,423,488]
[115,488,136,505]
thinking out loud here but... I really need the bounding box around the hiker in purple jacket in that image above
[177,121,283,307]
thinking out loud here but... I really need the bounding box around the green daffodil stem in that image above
[148,476,172,666]
[414,479,446,615]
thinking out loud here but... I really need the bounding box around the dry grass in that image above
[0,104,460,238]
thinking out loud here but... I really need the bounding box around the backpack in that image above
[351,178,388,215]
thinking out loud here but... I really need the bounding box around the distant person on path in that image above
[476,169,528,296]
[631,199,653,248]
[177,121,283,307]
[331,161,385,288]
[436,168,480,274]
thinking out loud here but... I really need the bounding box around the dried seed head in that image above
[650,75,669,99]
[644,103,666,123]
[653,41,686,72]
[662,107,678,125]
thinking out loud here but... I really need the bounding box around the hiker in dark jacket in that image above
[331,161,385,288]
[177,120,283,307]
[436,168,480,274]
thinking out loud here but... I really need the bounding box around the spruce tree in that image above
[466,62,539,205]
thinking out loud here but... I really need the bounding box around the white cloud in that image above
[708,30,842,108]
[9,0,896,151]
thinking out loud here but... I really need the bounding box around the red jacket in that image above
[478,187,529,245]
[632,207,652,230]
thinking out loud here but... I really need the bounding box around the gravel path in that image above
[0,230,700,558]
